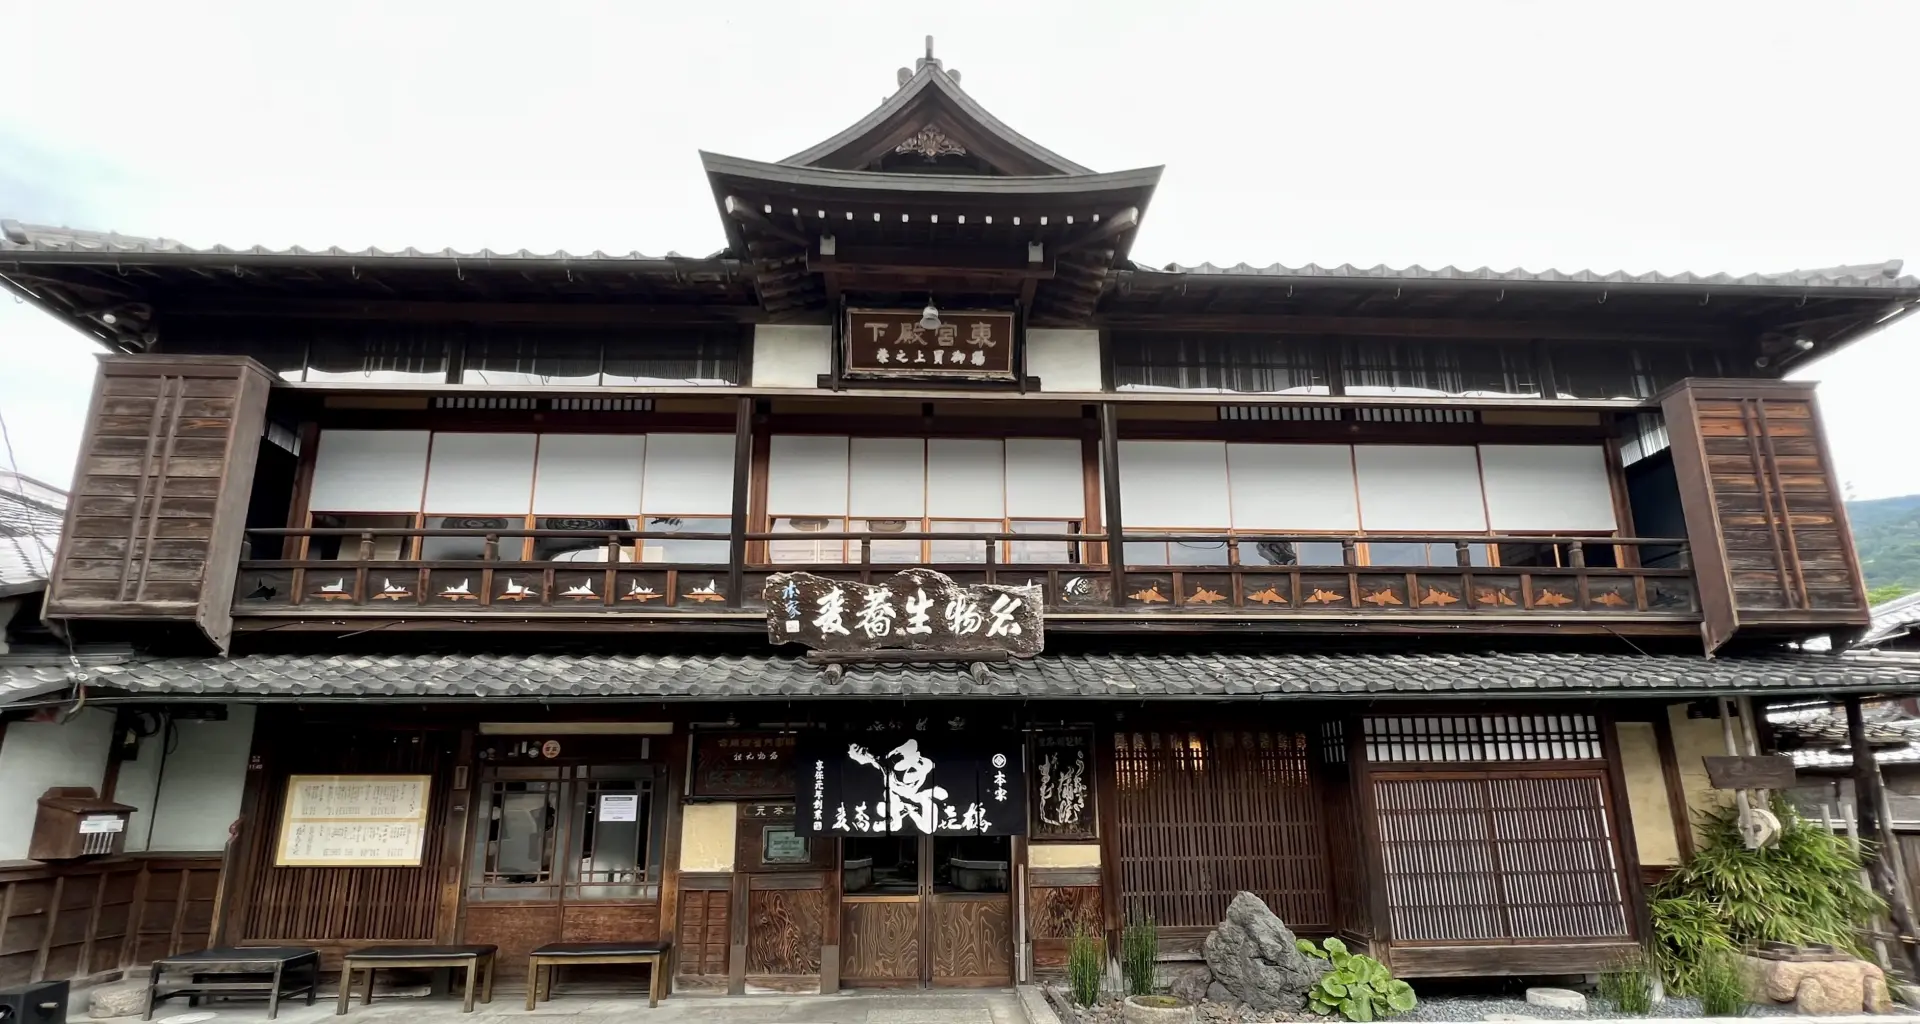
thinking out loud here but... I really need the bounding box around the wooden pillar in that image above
[728,397,753,606]
[1097,403,1125,608]
[1846,696,1920,981]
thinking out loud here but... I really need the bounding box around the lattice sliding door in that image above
[1373,772,1628,944]
[1112,728,1329,930]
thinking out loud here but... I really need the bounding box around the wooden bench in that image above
[525,941,672,1010]
[146,947,319,1021]
[337,944,497,1015]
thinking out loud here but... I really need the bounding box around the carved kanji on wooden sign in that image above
[764,568,1043,655]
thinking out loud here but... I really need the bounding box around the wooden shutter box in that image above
[1660,378,1868,652]
[44,355,275,653]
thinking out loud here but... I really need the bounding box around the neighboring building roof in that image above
[1860,591,1920,648]
[0,471,64,598]
[5,647,1920,707]
[0,219,715,264]
[1144,259,1920,293]
[1768,698,1920,768]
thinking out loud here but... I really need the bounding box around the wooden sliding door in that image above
[839,834,1012,988]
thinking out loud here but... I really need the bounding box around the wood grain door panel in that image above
[929,894,1012,986]
[840,901,920,984]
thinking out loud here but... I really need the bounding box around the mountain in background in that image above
[1849,494,1920,603]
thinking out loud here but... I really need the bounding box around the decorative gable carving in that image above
[894,126,967,160]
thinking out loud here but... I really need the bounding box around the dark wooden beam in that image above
[170,298,761,324]
[1093,311,1737,345]
[725,195,809,247]
[806,246,1055,280]
[1054,207,1139,254]
[728,397,753,607]
[1847,695,1920,981]
[1098,402,1126,610]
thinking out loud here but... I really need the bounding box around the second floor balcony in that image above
[230,524,1698,634]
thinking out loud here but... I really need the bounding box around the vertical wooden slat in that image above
[31,876,65,982]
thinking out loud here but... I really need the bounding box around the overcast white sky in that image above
[2,1,1916,497]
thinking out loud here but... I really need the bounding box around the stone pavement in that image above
[135,989,1027,1024]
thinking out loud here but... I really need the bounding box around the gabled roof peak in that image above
[897,35,960,89]
[782,41,1091,177]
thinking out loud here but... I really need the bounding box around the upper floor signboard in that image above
[844,308,1016,380]
[765,568,1042,655]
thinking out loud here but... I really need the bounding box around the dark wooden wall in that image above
[1661,378,1869,651]
[223,716,462,962]
[45,355,274,652]
[0,854,224,988]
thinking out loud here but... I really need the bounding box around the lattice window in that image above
[1219,405,1342,421]
[1363,714,1602,763]
[1353,407,1477,424]
[1111,729,1329,930]
[1320,720,1347,764]
[1374,773,1629,942]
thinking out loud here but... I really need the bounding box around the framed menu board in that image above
[274,774,432,867]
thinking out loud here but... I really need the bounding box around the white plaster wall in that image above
[751,325,832,387]
[139,706,257,852]
[0,707,116,861]
[1027,329,1102,392]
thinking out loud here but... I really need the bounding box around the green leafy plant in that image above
[1598,947,1657,1014]
[1298,937,1417,1021]
[1693,948,1750,1017]
[1122,913,1158,996]
[1067,926,1104,1007]
[1651,802,1881,994]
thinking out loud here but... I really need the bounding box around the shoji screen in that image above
[1226,444,1358,530]
[1005,439,1085,518]
[1478,445,1618,532]
[1352,445,1487,532]
[767,436,851,515]
[422,434,537,513]
[307,430,431,512]
[928,439,1007,518]
[1118,441,1230,528]
[532,435,647,515]
[640,434,736,515]
[849,438,927,518]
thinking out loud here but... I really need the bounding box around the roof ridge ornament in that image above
[897,35,959,88]
[895,125,968,159]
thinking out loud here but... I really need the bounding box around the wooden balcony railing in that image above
[230,526,1698,628]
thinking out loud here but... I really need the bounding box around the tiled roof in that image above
[1146,260,1920,291]
[0,471,64,597]
[6,647,1920,707]
[1862,591,1920,648]
[0,220,714,264]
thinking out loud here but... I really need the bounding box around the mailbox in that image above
[28,788,135,861]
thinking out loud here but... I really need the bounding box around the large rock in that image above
[88,981,149,1019]
[1199,892,1328,1012]
[1741,953,1890,1014]
[1168,966,1211,1006]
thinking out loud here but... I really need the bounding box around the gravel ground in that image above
[1052,990,1920,1022]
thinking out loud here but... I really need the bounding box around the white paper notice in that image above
[598,793,639,822]
[79,815,126,834]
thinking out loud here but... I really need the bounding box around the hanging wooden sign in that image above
[765,568,1042,654]
[844,308,1016,380]
[1703,755,1797,790]
[1030,730,1097,841]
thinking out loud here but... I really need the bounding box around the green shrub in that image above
[1651,802,1881,994]
[1597,947,1657,1014]
[1298,937,1417,1021]
[1122,913,1158,996]
[1067,927,1104,1007]
[1694,948,1750,1017]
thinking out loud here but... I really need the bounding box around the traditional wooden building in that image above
[5,43,1920,996]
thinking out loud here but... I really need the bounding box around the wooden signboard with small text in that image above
[275,774,432,867]
[844,308,1016,380]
